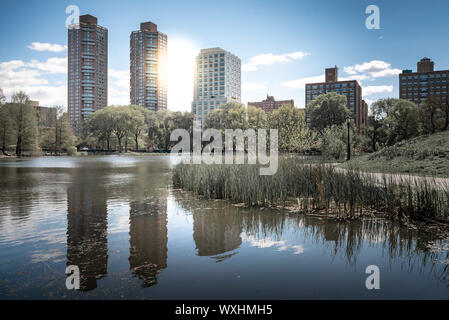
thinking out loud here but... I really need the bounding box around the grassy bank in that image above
[340,131,449,178]
[173,156,449,223]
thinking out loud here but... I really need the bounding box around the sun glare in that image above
[168,37,199,112]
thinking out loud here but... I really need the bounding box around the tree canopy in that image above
[383,99,422,145]
[307,92,349,132]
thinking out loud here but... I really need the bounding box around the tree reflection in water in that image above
[174,190,449,285]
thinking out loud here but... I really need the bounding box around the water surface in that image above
[0,156,448,299]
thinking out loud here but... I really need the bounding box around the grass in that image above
[340,131,449,178]
[173,156,449,223]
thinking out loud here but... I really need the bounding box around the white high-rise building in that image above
[192,48,241,120]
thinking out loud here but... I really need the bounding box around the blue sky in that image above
[1,0,449,111]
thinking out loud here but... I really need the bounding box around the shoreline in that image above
[176,188,449,238]
[0,151,173,159]
[2,152,448,179]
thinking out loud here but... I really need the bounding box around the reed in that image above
[172,156,449,222]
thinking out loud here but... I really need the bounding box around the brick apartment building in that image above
[305,66,368,130]
[67,14,108,135]
[130,21,168,112]
[399,57,449,106]
[248,95,294,112]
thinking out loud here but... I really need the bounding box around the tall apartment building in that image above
[130,22,167,112]
[68,14,108,135]
[305,67,368,130]
[192,48,241,120]
[248,95,294,113]
[399,57,449,106]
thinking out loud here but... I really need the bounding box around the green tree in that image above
[204,102,262,152]
[173,111,194,151]
[421,97,444,134]
[367,98,398,152]
[307,92,349,132]
[0,104,14,155]
[154,109,175,150]
[204,102,247,132]
[173,111,194,132]
[320,123,364,160]
[371,98,398,120]
[128,105,147,151]
[0,88,5,105]
[383,100,422,145]
[247,105,268,130]
[82,107,115,150]
[268,104,317,153]
[10,92,39,156]
[442,99,449,131]
[145,110,160,150]
[150,110,194,151]
[39,106,76,155]
[111,106,133,153]
[55,107,76,154]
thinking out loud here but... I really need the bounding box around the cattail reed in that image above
[172,156,449,222]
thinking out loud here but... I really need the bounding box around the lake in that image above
[0,155,448,299]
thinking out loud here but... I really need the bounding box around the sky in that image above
[1,0,449,112]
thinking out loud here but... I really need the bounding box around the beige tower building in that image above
[192,48,241,120]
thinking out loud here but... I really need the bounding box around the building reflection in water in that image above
[177,197,243,261]
[193,210,242,259]
[66,168,109,291]
[128,197,168,287]
[174,191,449,282]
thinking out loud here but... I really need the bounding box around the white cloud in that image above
[108,88,129,106]
[291,245,305,255]
[344,60,401,79]
[344,60,390,75]
[109,68,129,105]
[0,58,66,107]
[28,42,67,53]
[0,60,48,88]
[0,60,26,71]
[28,57,67,74]
[350,74,370,81]
[370,69,402,78]
[243,51,309,72]
[241,233,305,255]
[109,69,129,89]
[363,85,394,96]
[242,81,268,92]
[3,85,67,107]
